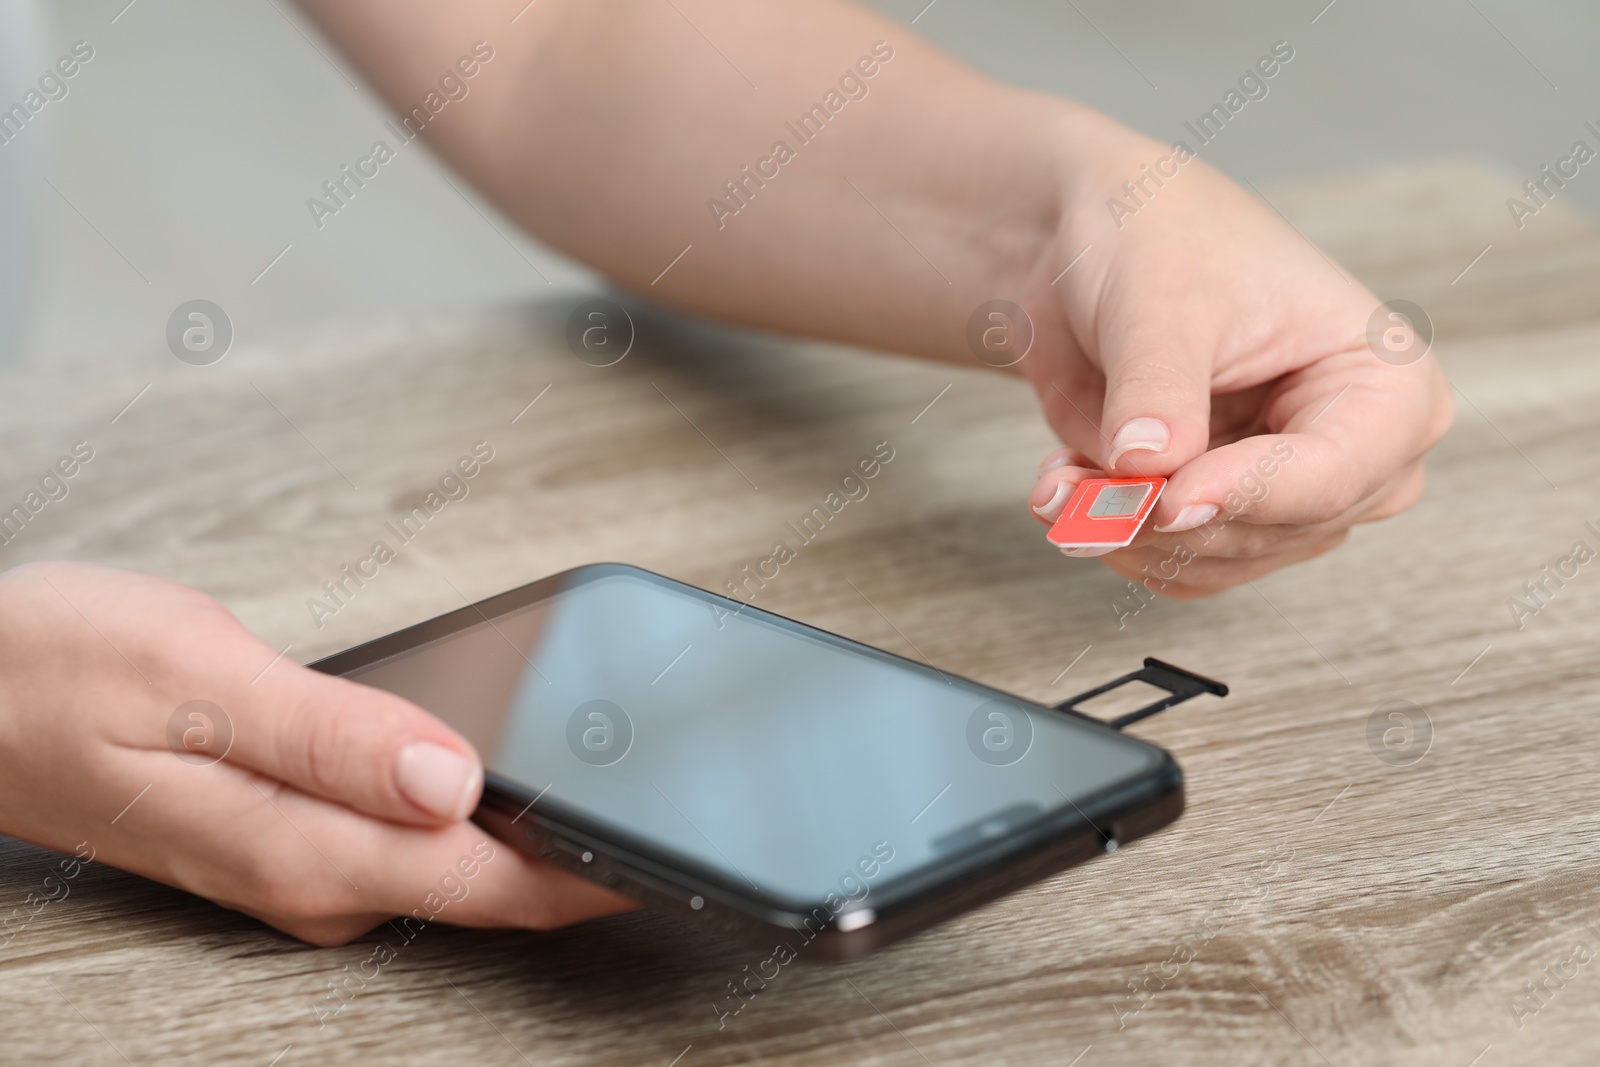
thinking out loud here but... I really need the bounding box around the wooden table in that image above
[3,162,1599,1066]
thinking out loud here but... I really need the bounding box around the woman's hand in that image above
[290,0,1451,596]
[1020,114,1454,597]
[0,561,632,945]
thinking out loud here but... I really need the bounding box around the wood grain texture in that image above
[3,162,1600,1066]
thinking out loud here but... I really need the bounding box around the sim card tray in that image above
[1054,657,1228,731]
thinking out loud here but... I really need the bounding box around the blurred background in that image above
[4,0,1598,366]
[8,7,1600,1063]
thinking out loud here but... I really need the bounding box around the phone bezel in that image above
[310,562,1185,960]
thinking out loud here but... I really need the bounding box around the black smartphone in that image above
[311,563,1183,960]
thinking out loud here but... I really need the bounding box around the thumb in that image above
[218,663,484,827]
[1095,335,1214,476]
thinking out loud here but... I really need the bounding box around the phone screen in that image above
[343,567,1162,909]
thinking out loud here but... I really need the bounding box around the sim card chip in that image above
[1086,483,1151,518]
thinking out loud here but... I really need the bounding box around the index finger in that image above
[1151,348,1453,530]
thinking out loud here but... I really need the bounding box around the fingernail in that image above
[1031,478,1073,521]
[1154,503,1219,533]
[1038,447,1074,474]
[396,742,480,821]
[1061,546,1115,558]
[1107,417,1169,470]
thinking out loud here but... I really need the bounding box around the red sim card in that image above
[1046,477,1166,550]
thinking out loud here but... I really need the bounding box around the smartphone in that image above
[311,563,1183,960]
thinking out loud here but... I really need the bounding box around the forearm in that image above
[294,0,1108,364]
